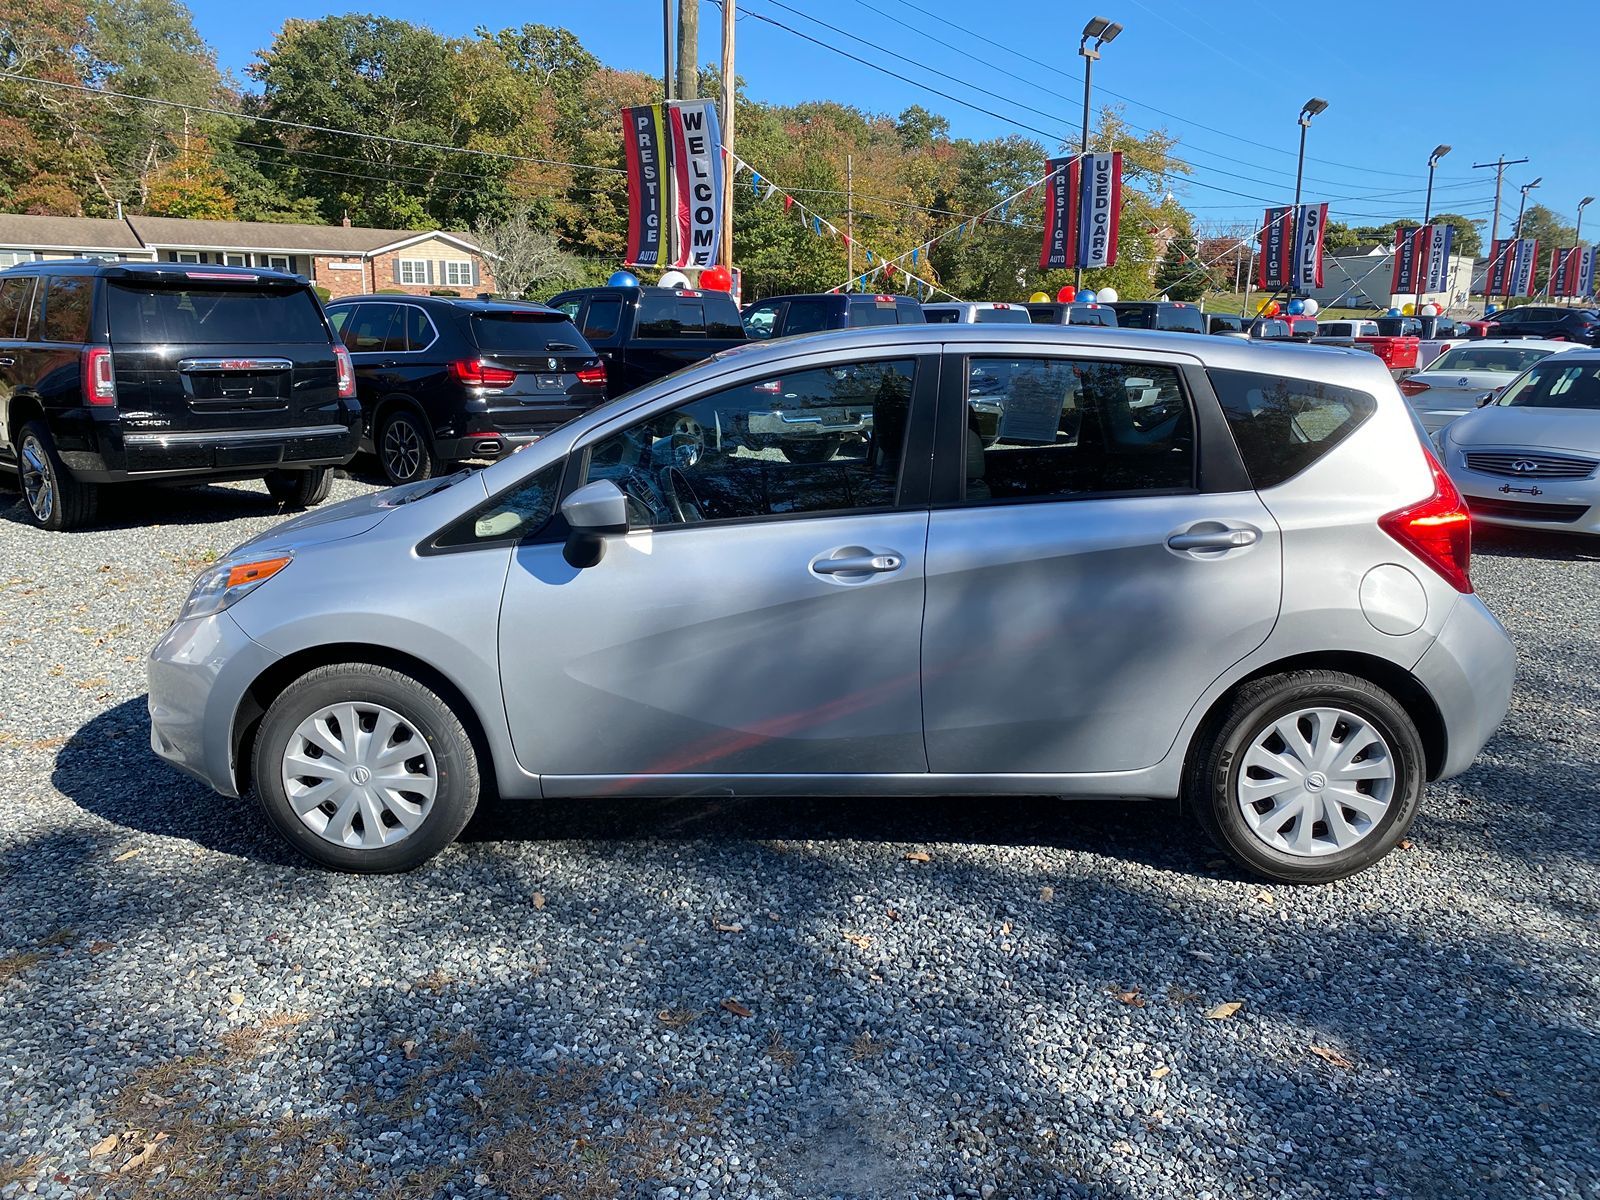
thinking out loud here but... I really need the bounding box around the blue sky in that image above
[190,0,1597,235]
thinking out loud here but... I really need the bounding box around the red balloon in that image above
[700,264,733,292]
[1264,301,1280,317]
[1056,285,1076,303]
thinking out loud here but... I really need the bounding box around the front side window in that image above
[1498,361,1600,410]
[444,260,474,287]
[41,277,93,343]
[743,303,781,338]
[962,357,1194,502]
[397,259,429,286]
[582,359,916,527]
[1209,368,1376,489]
[434,461,562,549]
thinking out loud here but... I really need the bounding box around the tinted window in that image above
[850,300,902,328]
[434,461,561,548]
[342,303,401,353]
[1156,307,1206,334]
[1209,368,1376,488]
[550,297,582,319]
[636,294,744,339]
[581,297,622,341]
[1498,361,1600,410]
[1026,305,1064,324]
[471,312,585,354]
[923,308,961,324]
[975,307,1031,325]
[327,307,351,336]
[1070,306,1115,327]
[583,359,916,526]
[743,303,781,338]
[403,306,434,351]
[782,300,830,337]
[42,276,93,343]
[107,283,327,344]
[1112,305,1154,329]
[963,357,1194,502]
[0,277,32,339]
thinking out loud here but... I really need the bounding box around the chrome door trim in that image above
[124,424,350,446]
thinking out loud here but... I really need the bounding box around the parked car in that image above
[739,292,925,341]
[149,324,1514,884]
[921,302,1032,325]
[326,296,606,484]
[1435,350,1600,533]
[0,259,357,530]
[546,285,745,398]
[1211,314,1292,340]
[1023,302,1119,327]
[1319,319,1381,339]
[1399,339,1583,433]
[1460,306,1600,346]
[1106,300,1207,334]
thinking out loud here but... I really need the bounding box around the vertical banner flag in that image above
[1039,152,1122,270]
[667,99,724,269]
[1549,246,1587,298]
[1424,223,1454,293]
[1484,238,1513,296]
[1257,206,1294,289]
[1579,246,1598,300]
[1292,202,1329,291]
[1510,238,1538,297]
[1391,226,1420,294]
[622,105,669,267]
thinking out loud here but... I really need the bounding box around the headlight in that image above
[179,555,292,621]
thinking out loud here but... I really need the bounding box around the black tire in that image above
[1184,670,1425,884]
[264,466,334,508]
[377,409,435,485]
[252,663,480,873]
[16,420,98,530]
[778,436,845,464]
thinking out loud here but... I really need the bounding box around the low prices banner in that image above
[1292,202,1329,291]
[1423,222,1454,293]
[1039,152,1122,270]
[1257,206,1294,290]
[667,99,724,269]
[622,104,670,266]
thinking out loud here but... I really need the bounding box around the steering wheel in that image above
[615,467,666,525]
[658,465,704,523]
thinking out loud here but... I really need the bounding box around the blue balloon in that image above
[1386,307,1401,317]
[1485,304,1498,315]
[607,270,640,288]
[1078,289,1097,303]
[1287,298,1305,315]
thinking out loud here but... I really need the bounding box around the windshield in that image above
[1433,345,1554,374]
[1497,361,1600,410]
[471,312,585,354]
[108,282,326,344]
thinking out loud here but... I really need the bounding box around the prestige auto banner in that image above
[623,104,670,267]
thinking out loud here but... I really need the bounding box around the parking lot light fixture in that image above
[1416,145,1452,320]
[1515,177,1541,240]
[1076,16,1122,289]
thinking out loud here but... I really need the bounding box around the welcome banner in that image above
[1039,152,1122,270]
[667,99,724,270]
[622,105,670,267]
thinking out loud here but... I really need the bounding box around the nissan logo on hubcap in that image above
[349,765,372,785]
[1512,460,1538,473]
[1304,772,1328,792]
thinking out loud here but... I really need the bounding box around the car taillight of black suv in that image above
[325,296,608,484]
[0,260,358,530]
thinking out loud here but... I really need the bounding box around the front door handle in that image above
[0,357,14,367]
[813,553,902,575]
[1167,526,1260,551]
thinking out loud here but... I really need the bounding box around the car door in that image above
[0,275,35,465]
[921,344,1282,775]
[497,349,939,786]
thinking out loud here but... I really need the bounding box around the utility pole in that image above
[719,0,735,272]
[677,0,699,100]
[846,154,854,288]
[663,0,675,100]
[1472,155,1528,309]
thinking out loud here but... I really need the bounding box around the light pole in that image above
[1414,144,1450,323]
[1075,15,1123,290]
[1574,196,1595,304]
[1514,177,1541,239]
[1290,98,1327,301]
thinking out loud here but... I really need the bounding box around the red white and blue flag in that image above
[1040,152,1122,270]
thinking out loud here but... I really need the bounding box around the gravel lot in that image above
[1,468,1597,1200]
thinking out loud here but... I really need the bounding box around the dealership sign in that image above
[1391,223,1455,294]
[623,101,725,269]
[1039,151,1123,270]
[1259,203,1326,291]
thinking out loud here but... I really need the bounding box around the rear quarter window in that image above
[42,276,94,343]
[108,282,327,344]
[1156,308,1205,334]
[1208,368,1377,489]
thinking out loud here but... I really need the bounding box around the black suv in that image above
[325,296,607,484]
[740,293,925,341]
[0,260,357,530]
[1467,305,1600,345]
[1106,301,1207,334]
[1024,301,1120,327]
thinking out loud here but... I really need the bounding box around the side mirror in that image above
[1477,393,1496,408]
[560,479,629,568]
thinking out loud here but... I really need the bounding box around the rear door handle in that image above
[1167,527,1260,551]
[813,553,903,575]
[0,357,14,367]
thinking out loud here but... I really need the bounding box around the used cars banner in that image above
[1039,152,1122,270]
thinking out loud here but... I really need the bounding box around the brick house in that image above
[0,213,496,298]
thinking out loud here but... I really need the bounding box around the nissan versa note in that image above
[148,326,1516,883]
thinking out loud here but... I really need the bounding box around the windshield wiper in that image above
[544,341,578,351]
[398,470,470,504]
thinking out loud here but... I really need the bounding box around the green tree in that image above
[144,132,234,217]
[1153,230,1206,300]
[1431,212,1482,257]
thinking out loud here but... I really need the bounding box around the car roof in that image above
[328,294,565,317]
[1443,338,1582,351]
[0,258,305,284]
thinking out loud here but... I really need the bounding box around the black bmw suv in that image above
[0,260,358,530]
[326,296,607,483]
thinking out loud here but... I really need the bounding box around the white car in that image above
[921,302,1033,325]
[1401,339,1583,432]
[1436,351,1600,534]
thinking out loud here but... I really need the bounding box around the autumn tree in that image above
[144,133,234,217]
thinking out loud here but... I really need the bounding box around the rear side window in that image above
[1156,307,1205,334]
[782,300,830,337]
[976,307,1031,324]
[581,297,623,340]
[403,306,434,350]
[107,283,327,344]
[471,312,587,354]
[1209,368,1376,489]
[923,308,960,323]
[341,304,401,352]
[42,276,93,343]
[0,277,33,339]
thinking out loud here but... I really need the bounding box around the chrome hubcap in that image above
[383,419,423,479]
[281,702,437,849]
[20,436,53,521]
[1237,706,1396,858]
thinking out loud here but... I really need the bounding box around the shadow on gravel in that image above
[1472,526,1600,563]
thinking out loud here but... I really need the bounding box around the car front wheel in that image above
[252,663,480,872]
[1186,670,1425,884]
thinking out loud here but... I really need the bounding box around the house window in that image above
[0,251,36,267]
[266,255,292,273]
[444,259,474,287]
[398,259,429,286]
[223,253,247,267]
[175,251,201,263]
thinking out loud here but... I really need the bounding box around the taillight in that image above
[82,346,116,406]
[333,344,356,399]
[1398,378,1431,397]
[448,359,517,387]
[575,363,607,387]
[1378,448,1472,594]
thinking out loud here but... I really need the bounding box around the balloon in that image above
[1287,298,1305,315]
[607,270,640,288]
[1056,285,1076,303]
[1096,286,1119,303]
[1401,303,1415,316]
[1029,291,1050,303]
[1301,298,1320,317]
[1078,289,1097,303]
[1256,298,1273,315]
[700,264,733,292]
[1386,307,1402,317]
[658,269,691,289]
[1485,304,1498,315]
[1420,302,1439,317]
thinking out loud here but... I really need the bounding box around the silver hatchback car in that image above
[149,326,1515,883]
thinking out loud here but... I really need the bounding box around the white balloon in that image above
[1301,298,1320,317]
[658,269,691,289]
[1096,286,1119,303]
[1420,303,1439,317]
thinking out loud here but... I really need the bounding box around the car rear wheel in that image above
[252,663,480,873]
[1185,670,1425,884]
[17,421,98,531]
[264,466,334,508]
[378,410,434,484]
[778,436,845,464]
